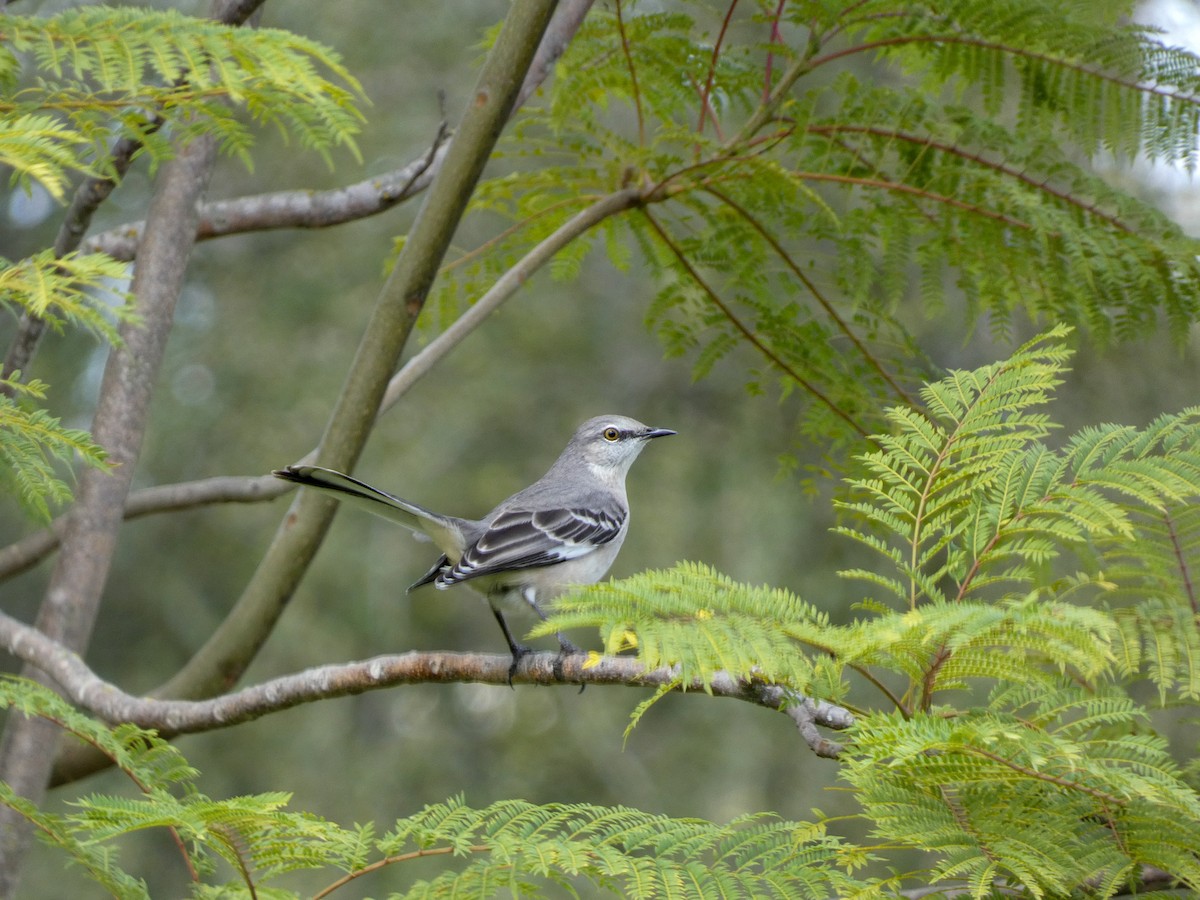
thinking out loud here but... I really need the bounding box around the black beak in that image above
[642,427,676,439]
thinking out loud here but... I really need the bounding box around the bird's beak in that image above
[642,427,676,439]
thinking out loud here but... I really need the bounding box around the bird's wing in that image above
[441,505,626,585]
[272,465,468,555]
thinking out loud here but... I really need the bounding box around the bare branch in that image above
[516,0,596,108]
[83,127,452,262]
[380,186,642,410]
[0,129,218,892]
[755,683,848,758]
[0,475,286,581]
[0,605,851,752]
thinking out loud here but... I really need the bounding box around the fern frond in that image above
[371,797,864,900]
[0,376,109,520]
[0,112,98,199]
[845,697,1200,896]
[837,327,1070,608]
[842,594,1116,698]
[1,6,364,189]
[0,780,151,899]
[1,249,133,342]
[539,562,835,695]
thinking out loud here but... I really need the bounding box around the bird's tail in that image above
[272,465,465,554]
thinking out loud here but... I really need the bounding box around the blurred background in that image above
[4,0,1200,895]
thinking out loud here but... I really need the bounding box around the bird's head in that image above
[567,414,676,481]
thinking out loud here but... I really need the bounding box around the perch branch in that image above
[0,606,851,757]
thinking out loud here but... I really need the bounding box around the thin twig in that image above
[0,475,286,581]
[639,207,869,437]
[696,0,739,141]
[613,0,646,148]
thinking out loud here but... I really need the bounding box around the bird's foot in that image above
[554,635,585,693]
[556,634,581,655]
[507,644,531,688]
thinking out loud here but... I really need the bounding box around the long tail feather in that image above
[272,465,465,554]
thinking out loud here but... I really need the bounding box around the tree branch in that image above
[0,128,218,892]
[0,475,286,581]
[380,186,642,410]
[82,127,452,262]
[0,606,851,754]
[23,0,595,788]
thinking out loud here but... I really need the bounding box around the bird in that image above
[273,415,675,679]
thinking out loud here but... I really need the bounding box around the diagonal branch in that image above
[0,475,286,581]
[151,0,559,707]
[29,0,596,788]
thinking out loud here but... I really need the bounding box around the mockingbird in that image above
[273,415,674,676]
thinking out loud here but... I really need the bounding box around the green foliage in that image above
[0,376,109,520]
[429,0,1200,459]
[0,250,132,342]
[834,328,1200,700]
[0,5,365,519]
[542,561,835,694]
[0,678,869,899]
[1,6,364,189]
[541,331,1200,896]
[845,688,1200,896]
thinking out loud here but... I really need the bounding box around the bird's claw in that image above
[554,636,586,693]
[507,644,531,688]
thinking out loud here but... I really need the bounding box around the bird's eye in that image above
[603,427,621,442]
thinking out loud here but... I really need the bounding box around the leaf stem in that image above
[640,208,868,436]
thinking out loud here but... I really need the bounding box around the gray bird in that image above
[273,415,674,677]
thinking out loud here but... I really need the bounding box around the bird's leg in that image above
[491,606,529,687]
[525,593,584,691]
[525,594,580,655]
